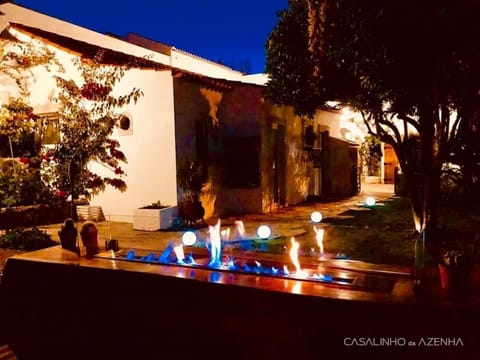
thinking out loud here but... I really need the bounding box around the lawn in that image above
[300,196,480,267]
[315,197,416,266]
[226,197,419,267]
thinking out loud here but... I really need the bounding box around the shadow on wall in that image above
[287,139,310,203]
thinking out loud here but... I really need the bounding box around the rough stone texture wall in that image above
[325,137,358,196]
[173,79,360,218]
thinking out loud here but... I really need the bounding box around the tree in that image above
[266,0,480,249]
[45,51,143,201]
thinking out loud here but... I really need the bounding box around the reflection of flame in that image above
[208,219,222,267]
[292,282,302,294]
[173,244,185,264]
[221,228,231,241]
[414,216,422,233]
[234,220,247,240]
[313,226,324,255]
[288,237,306,276]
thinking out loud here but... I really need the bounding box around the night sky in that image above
[15,0,289,74]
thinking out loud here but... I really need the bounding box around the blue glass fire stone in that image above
[146,253,155,262]
[158,242,173,263]
[321,274,333,282]
[126,250,136,260]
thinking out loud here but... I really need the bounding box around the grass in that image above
[299,196,480,267]
[319,197,416,266]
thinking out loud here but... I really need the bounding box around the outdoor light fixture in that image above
[257,225,272,239]
[182,231,197,246]
[310,211,323,223]
[365,196,376,207]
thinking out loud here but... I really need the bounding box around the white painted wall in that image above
[90,69,177,222]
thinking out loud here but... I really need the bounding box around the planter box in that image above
[133,206,178,231]
[363,175,382,184]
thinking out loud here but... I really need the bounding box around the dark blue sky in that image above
[16,0,289,74]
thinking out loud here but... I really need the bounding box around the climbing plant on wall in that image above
[0,32,58,206]
[359,135,382,177]
[45,51,143,200]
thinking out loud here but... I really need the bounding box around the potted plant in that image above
[177,159,206,226]
[133,200,178,231]
[438,248,474,290]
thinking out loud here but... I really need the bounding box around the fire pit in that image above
[5,218,460,360]
[95,219,398,293]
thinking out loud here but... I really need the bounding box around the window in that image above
[222,136,260,188]
[304,125,316,150]
[117,113,133,135]
[119,115,130,130]
[38,113,60,145]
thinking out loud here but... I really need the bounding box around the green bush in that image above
[360,135,382,176]
[0,227,58,250]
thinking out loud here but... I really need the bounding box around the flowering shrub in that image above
[80,82,112,100]
[50,51,142,199]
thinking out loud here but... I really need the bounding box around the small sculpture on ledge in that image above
[58,218,78,253]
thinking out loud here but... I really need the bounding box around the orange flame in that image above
[313,226,324,255]
[288,237,306,276]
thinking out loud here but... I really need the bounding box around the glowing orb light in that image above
[257,225,272,239]
[365,196,376,207]
[182,231,197,246]
[310,211,323,223]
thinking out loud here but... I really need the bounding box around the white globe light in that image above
[182,231,197,246]
[310,211,323,223]
[365,196,376,207]
[257,225,272,239]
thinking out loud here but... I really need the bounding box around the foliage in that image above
[0,98,39,141]
[0,33,58,98]
[45,51,143,199]
[0,227,58,250]
[1,30,144,207]
[0,159,55,207]
[266,0,480,240]
[359,135,382,176]
[265,0,322,116]
[0,31,61,207]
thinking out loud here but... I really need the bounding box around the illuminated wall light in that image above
[365,196,376,207]
[257,225,272,239]
[182,231,197,246]
[310,211,323,223]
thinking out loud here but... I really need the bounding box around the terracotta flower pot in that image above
[438,264,470,290]
[438,264,452,289]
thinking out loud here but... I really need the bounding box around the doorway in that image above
[273,125,286,206]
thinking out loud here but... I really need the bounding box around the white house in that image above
[0,3,373,226]
[0,3,178,222]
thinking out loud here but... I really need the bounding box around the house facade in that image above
[1,3,361,224]
[169,69,360,218]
